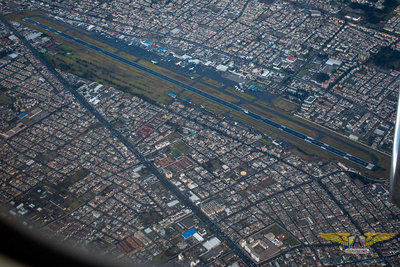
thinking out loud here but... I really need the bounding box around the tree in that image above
[315,72,330,83]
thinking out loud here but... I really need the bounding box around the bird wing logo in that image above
[319,233,351,246]
[319,232,396,254]
[364,233,396,246]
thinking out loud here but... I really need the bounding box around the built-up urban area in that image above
[1,0,400,266]
[9,0,400,155]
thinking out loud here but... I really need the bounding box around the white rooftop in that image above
[202,237,221,251]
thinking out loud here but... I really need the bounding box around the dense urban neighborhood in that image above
[1,0,400,266]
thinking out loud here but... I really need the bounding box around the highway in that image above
[24,17,376,171]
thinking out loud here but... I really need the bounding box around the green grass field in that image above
[194,82,239,103]
[202,100,231,114]
[201,76,224,88]
[271,97,299,113]
[179,90,231,114]
[170,141,191,157]
[225,87,256,101]
[66,30,118,53]
[229,110,388,179]
[117,51,138,62]
[44,41,179,104]
[321,135,390,178]
[31,16,67,32]
[13,13,390,180]
[265,224,300,247]
[180,91,205,105]
[138,59,193,84]
[297,65,311,78]
[249,99,390,176]
[242,102,318,139]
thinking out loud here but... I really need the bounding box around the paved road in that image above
[4,16,257,267]
[24,17,376,171]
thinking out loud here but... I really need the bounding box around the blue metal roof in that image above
[182,228,196,239]
[168,92,177,98]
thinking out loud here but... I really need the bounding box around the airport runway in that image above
[24,17,375,170]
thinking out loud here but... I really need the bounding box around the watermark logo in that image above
[319,233,396,254]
